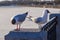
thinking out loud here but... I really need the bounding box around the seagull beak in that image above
[27,15,32,19]
[26,17,30,19]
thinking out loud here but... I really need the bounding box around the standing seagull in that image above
[11,12,28,30]
[27,9,50,29]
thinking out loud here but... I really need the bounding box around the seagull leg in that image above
[19,24,21,30]
[38,24,42,30]
[16,24,18,30]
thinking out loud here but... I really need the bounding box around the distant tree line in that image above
[0,1,60,7]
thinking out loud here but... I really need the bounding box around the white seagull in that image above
[27,9,50,29]
[11,12,28,30]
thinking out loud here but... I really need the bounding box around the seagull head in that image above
[25,12,28,15]
[11,18,16,24]
[45,9,50,13]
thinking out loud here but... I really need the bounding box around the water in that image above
[0,6,60,40]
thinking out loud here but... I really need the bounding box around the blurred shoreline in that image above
[0,1,60,8]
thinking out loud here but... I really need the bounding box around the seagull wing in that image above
[35,17,42,23]
[14,13,28,22]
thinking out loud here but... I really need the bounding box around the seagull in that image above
[27,9,50,29]
[11,12,28,30]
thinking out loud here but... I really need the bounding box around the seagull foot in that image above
[14,29,20,31]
